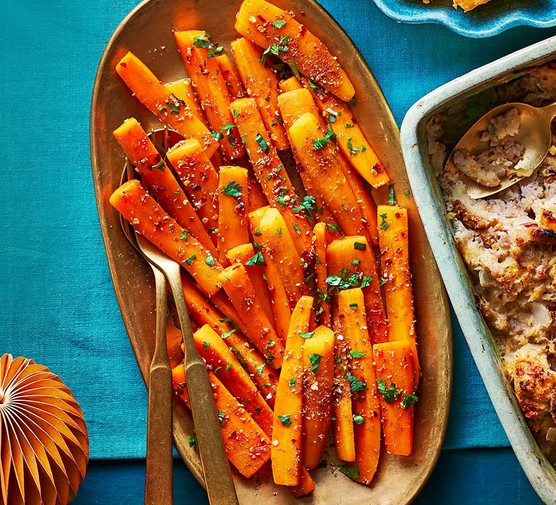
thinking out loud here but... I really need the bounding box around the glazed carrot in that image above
[115,51,218,157]
[166,316,184,369]
[217,166,250,263]
[373,341,417,456]
[247,170,269,211]
[174,31,245,160]
[181,273,278,406]
[271,296,314,486]
[327,236,389,345]
[301,325,335,470]
[257,208,308,309]
[230,37,288,150]
[164,78,206,126]
[227,243,275,328]
[172,366,271,478]
[288,113,370,243]
[337,289,381,484]
[377,205,420,385]
[112,118,217,257]
[166,138,219,239]
[218,263,284,368]
[193,324,274,436]
[307,83,390,189]
[332,317,355,463]
[291,468,315,497]
[279,76,302,93]
[312,223,331,327]
[235,0,355,102]
[231,97,312,254]
[110,180,222,296]
[215,53,246,100]
[264,255,292,345]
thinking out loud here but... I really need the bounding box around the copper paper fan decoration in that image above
[0,354,89,505]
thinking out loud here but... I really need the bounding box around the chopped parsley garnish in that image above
[289,378,296,387]
[388,184,396,206]
[350,350,365,358]
[180,229,189,242]
[259,36,290,63]
[221,123,236,133]
[245,251,266,266]
[193,34,212,49]
[222,180,243,198]
[185,254,196,266]
[308,80,319,92]
[290,59,300,80]
[167,101,181,114]
[202,341,210,351]
[188,434,197,447]
[353,241,366,251]
[379,213,390,231]
[232,108,240,118]
[210,131,224,141]
[349,303,358,310]
[345,123,354,128]
[325,273,372,291]
[351,259,361,266]
[299,331,315,340]
[377,379,402,403]
[256,363,265,375]
[353,414,365,425]
[217,409,226,427]
[404,189,411,196]
[309,353,322,374]
[348,98,358,107]
[312,124,336,151]
[272,19,287,28]
[346,373,367,393]
[225,363,233,371]
[339,464,360,479]
[278,414,292,426]
[346,137,359,156]
[151,159,165,170]
[221,328,237,339]
[401,394,419,409]
[292,195,317,217]
[255,132,269,152]
[205,251,216,266]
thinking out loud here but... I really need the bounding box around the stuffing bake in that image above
[427,63,556,463]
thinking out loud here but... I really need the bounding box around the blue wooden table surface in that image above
[2,0,556,503]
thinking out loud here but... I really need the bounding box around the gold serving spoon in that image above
[445,101,556,199]
[120,130,240,505]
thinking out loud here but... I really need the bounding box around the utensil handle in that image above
[166,268,240,505]
[145,268,173,505]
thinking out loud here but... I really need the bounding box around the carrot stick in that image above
[227,243,275,328]
[218,263,284,368]
[215,53,246,100]
[164,78,206,126]
[235,0,355,102]
[230,37,289,150]
[217,166,250,263]
[373,341,417,456]
[301,325,335,470]
[306,82,390,189]
[166,315,184,369]
[326,236,389,345]
[194,324,274,436]
[312,223,331,327]
[337,289,381,484]
[181,273,278,406]
[291,468,315,497]
[247,170,269,211]
[271,296,314,486]
[172,365,271,478]
[257,207,309,309]
[110,180,222,296]
[112,117,217,257]
[279,76,302,93]
[377,205,420,385]
[174,31,245,161]
[115,51,218,157]
[288,112,371,243]
[166,138,219,240]
[231,97,312,254]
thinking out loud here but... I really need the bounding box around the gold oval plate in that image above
[90,0,452,503]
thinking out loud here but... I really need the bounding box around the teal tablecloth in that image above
[2,0,556,502]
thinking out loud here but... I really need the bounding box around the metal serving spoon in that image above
[445,101,556,199]
[120,130,239,505]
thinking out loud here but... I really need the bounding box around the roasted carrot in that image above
[377,205,420,385]
[193,324,274,436]
[218,263,284,368]
[373,341,417,457]
[112,118,217,257]
[291,468,315,497]
[235,0,355,102]
[279,76,302,93]
[227,243,275,328]
[271,296,314,486]
[115,51,218,157]
[164,78,206,126]
[312,223,331,327]
[181,273,278,406]
[172,365,271,478]
[307,83,390,189]
[215,53,246,100]
[231,37,289,150]
[302,325,335,470]
[288,113,370,243]
[110,180,222,296]
[246,170,269,211]
[326,236,389,345]
[337,289,381,484]
[166,138,219,240]
[257,207,308,309]
[174,31,245,160]
[217,166,250,263]
[231,97,312,254]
